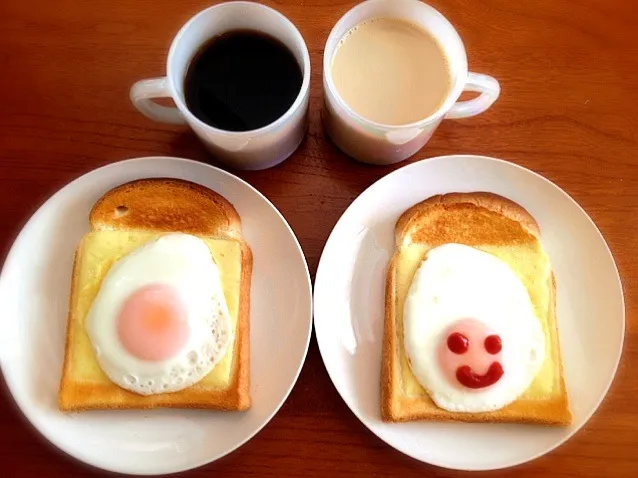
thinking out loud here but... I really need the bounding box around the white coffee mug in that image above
[323,0,500,165]
[130,1,311,170]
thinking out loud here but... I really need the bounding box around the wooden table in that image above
[1,0,636,476]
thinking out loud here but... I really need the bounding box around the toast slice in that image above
[381,192,571,425]
[59,179,252,411]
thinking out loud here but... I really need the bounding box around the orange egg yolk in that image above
[117,283,189,361]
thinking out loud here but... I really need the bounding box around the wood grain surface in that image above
[1,0,637,476]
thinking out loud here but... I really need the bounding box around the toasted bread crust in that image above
[395,192,540,247]
[90,178,241,238]
[59,179,251,411]
[381,252,399,421]
[382,192,571,425]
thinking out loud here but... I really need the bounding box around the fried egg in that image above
[403,243,545,413]
[85,233,232,395]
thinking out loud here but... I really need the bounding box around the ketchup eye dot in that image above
[447,332,469,354]
[484,334,502,354]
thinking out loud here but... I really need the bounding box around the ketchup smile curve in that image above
[456,362,504,389]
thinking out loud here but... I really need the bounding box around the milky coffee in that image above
[331,18,452,125]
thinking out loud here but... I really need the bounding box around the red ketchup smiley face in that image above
[438,318,504,389]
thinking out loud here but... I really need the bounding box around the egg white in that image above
[403,243,545,413]
[85,233,232,395]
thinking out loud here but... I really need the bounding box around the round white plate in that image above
[0,157,312,475]
[313,155,624,471]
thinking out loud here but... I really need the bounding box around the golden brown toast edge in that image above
[381,192,571,425]
[58,178,252,411]
[90,178,242,237]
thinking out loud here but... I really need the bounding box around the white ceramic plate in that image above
[0,157,312,475]
[313,155,624,471]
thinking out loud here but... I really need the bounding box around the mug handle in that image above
[445,72,500,119]
[129,77,186,125]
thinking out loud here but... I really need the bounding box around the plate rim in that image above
[0,156,313,475]
[313,154,625,471]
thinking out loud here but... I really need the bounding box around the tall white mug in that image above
[323,0,500,165]
[130,1,311,170]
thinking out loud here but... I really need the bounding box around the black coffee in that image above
[184,30,303,132]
